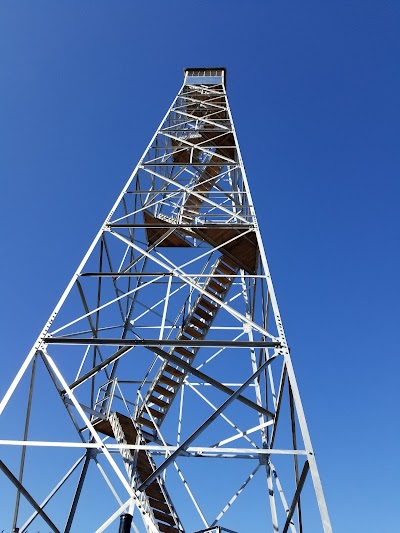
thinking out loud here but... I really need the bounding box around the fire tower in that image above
[1,68,332,533]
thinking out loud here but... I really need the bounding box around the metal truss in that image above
[1,68,332,533]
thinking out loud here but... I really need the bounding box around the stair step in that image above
[184,206,201,214]
[218,262,237,275]
[165,364,184,378]
[154,384,175,397]
[193,307,213,321]
[198,297,218,312]
[174,346,194,359]
[154,509,176,526]
[183,325,203,339]
[213,273,231,285]
[148,395,169,408]
[145,482,164,501]
[208,279,226,293]
[178,335,191,342]
[137,416,156,429]
[185,198,199,207]
[158,524,181,533]
[148,497,170,514]
[147,406,164,419]
[189,316,207,329]
[159,374,179,388]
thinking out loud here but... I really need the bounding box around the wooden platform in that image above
[144,211,191,247]
[143,209,258,273]
[192,226,258,273]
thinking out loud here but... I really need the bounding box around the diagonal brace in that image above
[138,356,276,492]
[0,459,61,533]
[282,460,310,533]
[148,345,276,419]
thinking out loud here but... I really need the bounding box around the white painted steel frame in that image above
[0,69,332,533]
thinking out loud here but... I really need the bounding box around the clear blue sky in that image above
[1,1,399,531]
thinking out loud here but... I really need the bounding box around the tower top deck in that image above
[184,67,226,86]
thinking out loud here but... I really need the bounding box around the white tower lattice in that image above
[1,68,332,533]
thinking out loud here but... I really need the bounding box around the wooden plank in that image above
[144,482,164,501]
[137,416,156,429]
[192,307,213,321]
[164,365,185,378]
[208,279,226,293]
[173,346,195,359]
[198,297,218,312]
[189,316,206,329]
[212,273,230,285]
[93,419,113,438]
[183,325,203,338]
[147,406,164,419]
[97,412,181,530]
[148,396,169,408]
[158,524,180,533]
[115,413,138,444]
[158,374,179,388]
[154,384,175,397]
[192,227,259,273]
[143,211,190,247]
[153,509,176,526]
[217,262,237,275]
[148,497,170,514]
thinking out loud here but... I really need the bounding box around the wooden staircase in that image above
[136,255,239,433]
[96,412,183,533]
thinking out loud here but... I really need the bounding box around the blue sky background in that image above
[1,1,399,531]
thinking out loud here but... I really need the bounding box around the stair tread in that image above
[137,457,151,468]
[158,523,181,533]
[183,325,204,338]
[192,307,213,321]
[165,364,185,378]
[154,509,176,526]
[148,395,169,407]
[137,416,156,429]
[208,279,226,293]
[148,497,170,513]
[145,482,165,500]
[147,406,164,418]
[154,384,175,397]
[218,264,236,275]
[189,316,207,329]
[159,374,179,388]
[198,297,218,311]
[174,346,194,359]
[213,273,231,285]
